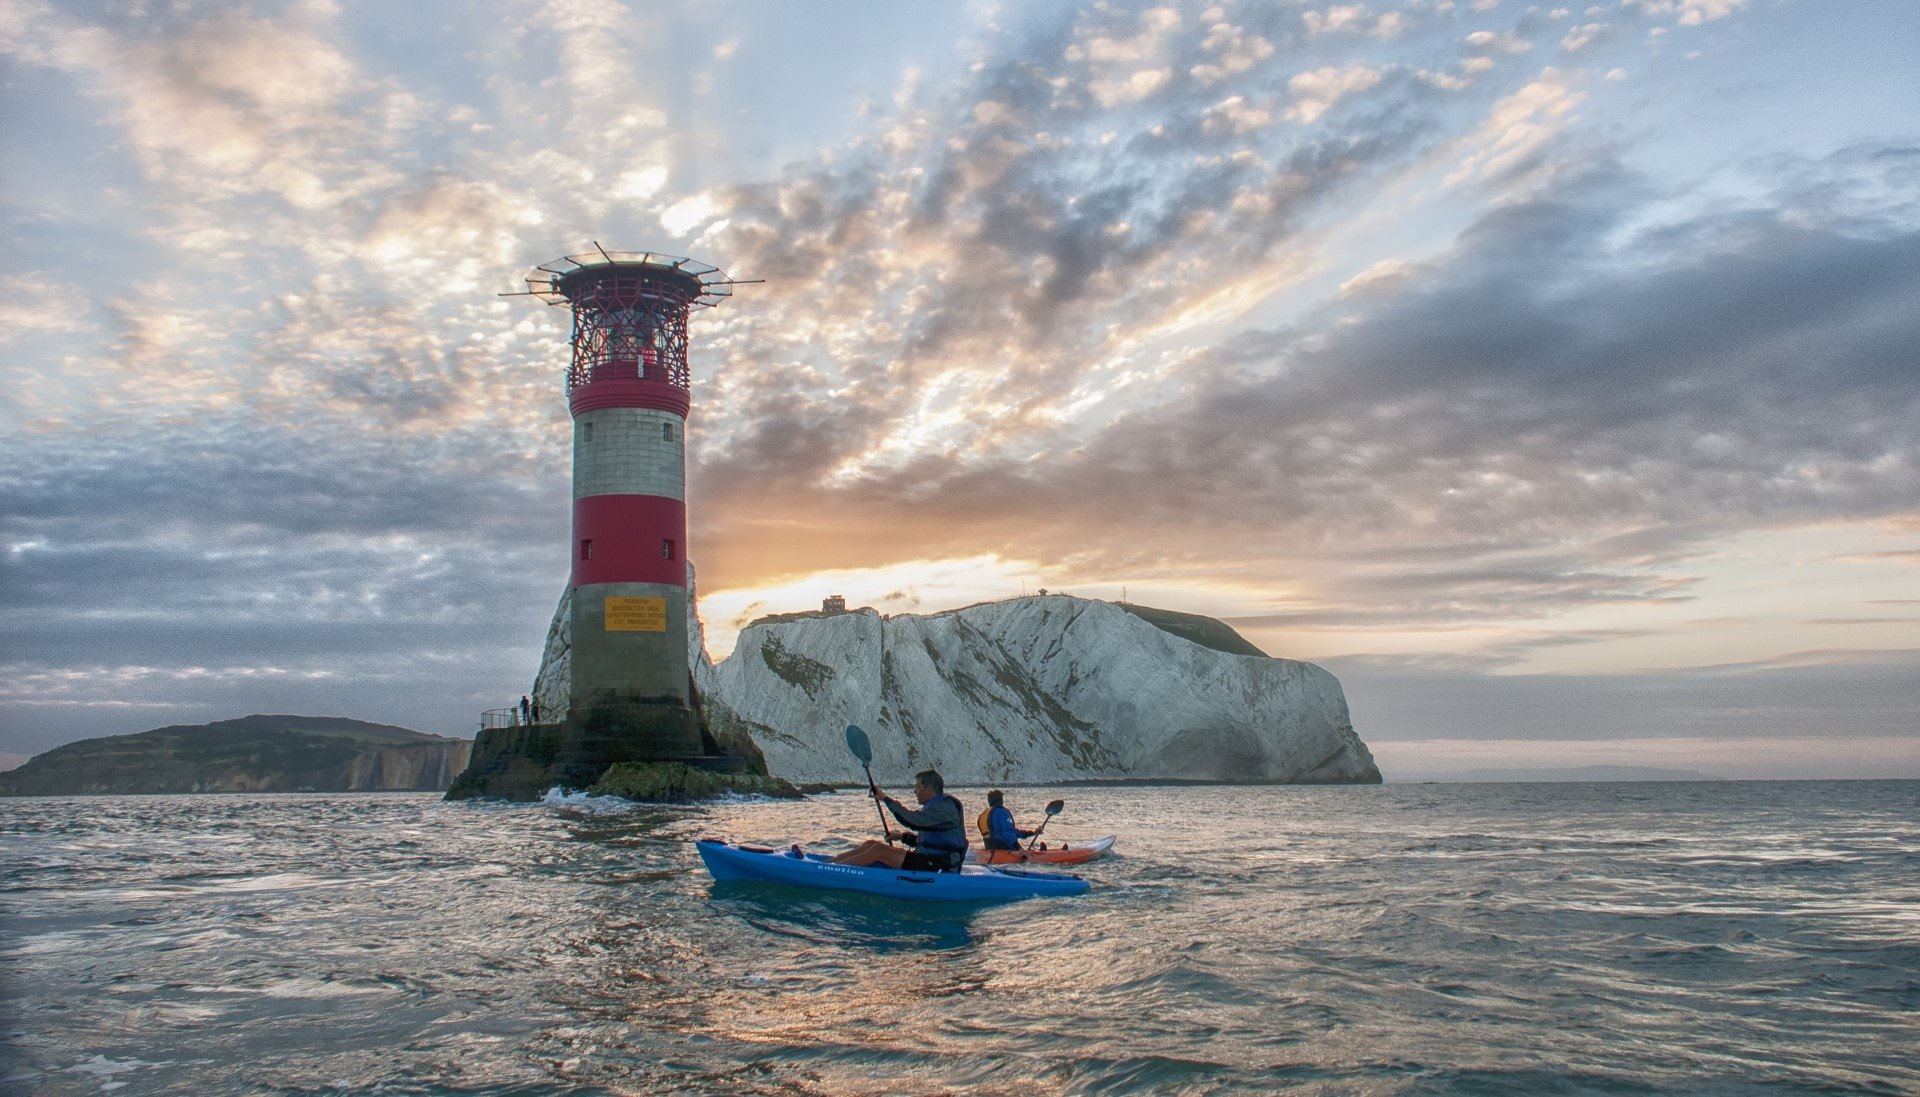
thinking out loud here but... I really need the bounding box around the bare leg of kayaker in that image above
[831,839,911,868]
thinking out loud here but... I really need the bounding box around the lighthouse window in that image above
[661,539,676,560]
[581,539,593,560]
[661,422,674,441]
[582,422,594,442]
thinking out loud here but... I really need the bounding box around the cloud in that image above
[1301,6,1366,37]
[1443,70,1583,186]
[1338,257,1418,295]
[688,145,1920,629]
[1190,19,1274,85]
[0,273,99,342]
[1066,4,1184,107]
[2,0,1912,765]
[4,0,402,217]
[1333,649,1920,754]
[1287,65,1384,124]
[1464,30,1533,55]
[1624,0,1752,27]
[1558,23,1612,53]
[0,422,570,751]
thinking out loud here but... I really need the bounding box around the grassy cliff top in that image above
[66,714,459,753]
[744,596,1270,659]
[1115,604,1269,658]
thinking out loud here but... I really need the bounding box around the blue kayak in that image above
[696,839,1089,902]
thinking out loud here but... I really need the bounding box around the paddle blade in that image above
[1044,799,1065,817]
[844,724,873,767]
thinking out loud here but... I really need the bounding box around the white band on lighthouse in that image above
[572,407,685,501]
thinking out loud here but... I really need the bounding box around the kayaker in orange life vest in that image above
[829,768,969,872]
[978,789,1039,851]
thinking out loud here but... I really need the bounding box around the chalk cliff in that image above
[535,590,1378,786]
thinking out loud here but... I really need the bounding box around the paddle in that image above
[1025,798,1066,850]
[844,723,892,846]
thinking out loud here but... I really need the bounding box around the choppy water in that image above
[2,781,1915,1095]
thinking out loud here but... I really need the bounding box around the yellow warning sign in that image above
[604,596,667,632]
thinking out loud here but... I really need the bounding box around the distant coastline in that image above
[0,715,472,796]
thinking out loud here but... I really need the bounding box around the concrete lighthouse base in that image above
[445,699,760,801]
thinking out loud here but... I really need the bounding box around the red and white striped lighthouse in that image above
[523,249,741,755]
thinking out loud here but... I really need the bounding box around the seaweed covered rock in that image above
[588,761,802,802]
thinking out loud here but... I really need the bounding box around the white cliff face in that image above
[709,597,1374,784]
[532,588,571,724]
[536,590,1378,785]
[326,741,474,791]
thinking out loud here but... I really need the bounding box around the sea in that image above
[1,781,1914,1096]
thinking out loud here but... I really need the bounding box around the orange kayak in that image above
[969,835,1116,865]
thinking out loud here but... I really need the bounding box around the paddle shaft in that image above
[1024,817,1050,850]
[1025,801,1065,850]
[844,725,893,847]
[864,764,893,845]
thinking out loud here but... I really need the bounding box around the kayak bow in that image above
[696,839,1089,901]
[969,834,1117,866]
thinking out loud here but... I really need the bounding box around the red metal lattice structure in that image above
[514,246,748,393]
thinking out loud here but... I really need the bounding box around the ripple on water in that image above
[0,782,1915,1095]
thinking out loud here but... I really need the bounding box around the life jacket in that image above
[907,793,969,866]
[977,809,993,837]
[982,804,1024,850]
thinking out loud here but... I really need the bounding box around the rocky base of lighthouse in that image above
[587,761,802,802]
[445,702,762,801]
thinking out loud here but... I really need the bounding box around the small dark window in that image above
[662,422,674,441]
[581,539,593,560]
[583,422,594,442]
[661,539,675,560]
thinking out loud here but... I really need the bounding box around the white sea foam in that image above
[707,791,786,804]
[539,787,638,813]
[540,786,785,809]
[66,1054,172,1091]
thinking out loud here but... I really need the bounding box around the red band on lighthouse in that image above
[572,494,688,587]
[568,378,691,418]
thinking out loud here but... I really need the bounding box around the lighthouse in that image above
[447,248,748,799]
[531,249,735,751]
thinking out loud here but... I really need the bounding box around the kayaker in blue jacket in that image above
[979,789,1037,852]
[830,769,969,872]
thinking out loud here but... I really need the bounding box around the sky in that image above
[3,0,1916,781]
